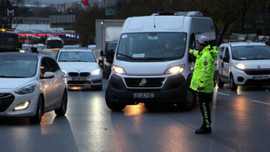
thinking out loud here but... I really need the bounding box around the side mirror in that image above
[41,72,55,79]
[188,51,195,62]
[223,56,229,63]
[106,51,115,64]
[100,50,104,56]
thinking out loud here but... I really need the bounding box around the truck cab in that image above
[105,12,216,111]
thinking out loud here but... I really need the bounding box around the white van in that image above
[216,42,270,90]
[45,36,64,49]
[105,12,216,111]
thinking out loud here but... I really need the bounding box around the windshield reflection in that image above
[117,32,187,61]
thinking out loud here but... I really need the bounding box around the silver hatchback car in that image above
[0,53,68,123]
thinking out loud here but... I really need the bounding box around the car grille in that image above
[0,93,15,112]
[124,78,165,87]
[244,69,270,75]
[67,81,91,85]
[68,72,90,77]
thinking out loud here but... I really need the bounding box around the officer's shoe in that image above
[195,125,212,134]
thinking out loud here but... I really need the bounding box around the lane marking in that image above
[251,100,270,106]
[216,92,230,96]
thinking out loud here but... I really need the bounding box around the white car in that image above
[57,49,103,90]
[216,42,270,90]
[0,53,68,123]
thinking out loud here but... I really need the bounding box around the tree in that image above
[74,6,107,46]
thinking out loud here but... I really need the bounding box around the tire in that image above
[144,103,157,111]
[55,90,68,116]
[30,96,44,124]
[217,74,224,88]
[105,90,125,111]
[184,89,196,110]
[230,74,238,91]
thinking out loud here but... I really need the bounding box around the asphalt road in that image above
[0,79,270,152]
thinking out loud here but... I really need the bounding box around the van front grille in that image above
[244,69,270,75]
[124,78,165,87]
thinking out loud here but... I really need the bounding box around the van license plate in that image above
[133,93,154,99]
[253,76,269,80]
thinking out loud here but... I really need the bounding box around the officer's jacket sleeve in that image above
[199,53,213,88]
[189,49,200,58]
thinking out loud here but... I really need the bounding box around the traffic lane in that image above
[65,84,270,152]
[0,114,78,152]
[213,86,270,152]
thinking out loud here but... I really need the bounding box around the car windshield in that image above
[44,52,58,59]
[117,32,187,62]
[58,51,96,62]
[0,58,37,78]
[232,45,270,60]
[47,40,63,48]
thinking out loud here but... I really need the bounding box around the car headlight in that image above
[165,65,185,74]
[112,65,126,75]
[91,69,101,75]
[15,83,37,95]
[235,63,245,70]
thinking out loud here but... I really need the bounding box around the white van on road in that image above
[105,12,216,111]
[216,42,270,90]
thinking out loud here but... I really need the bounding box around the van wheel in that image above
[184,89,196,110]
[217,74,224,88]
[178,89,196,111]
[30,96,44,124]
[105,91,125,111]
[55,90,68,116]
[230,75,237,91]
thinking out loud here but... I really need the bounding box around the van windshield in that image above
[232,45,270,60]
[117,33,187,61]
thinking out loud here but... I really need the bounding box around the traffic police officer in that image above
[189,35,218,134]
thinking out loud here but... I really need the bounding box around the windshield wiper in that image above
[117,53,134,59]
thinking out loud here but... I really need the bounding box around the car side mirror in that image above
[100,50,104,56]
[41,72,55,79]
[106,51,115,64]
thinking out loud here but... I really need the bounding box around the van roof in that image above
[122,15,213,33]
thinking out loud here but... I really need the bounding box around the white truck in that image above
[105,12,216,111]
[95,19,125,78]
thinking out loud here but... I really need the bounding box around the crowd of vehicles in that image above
[0,11,270,121]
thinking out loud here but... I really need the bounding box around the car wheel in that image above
[55,90,68,116]
[105,90,125,111]
[230,75,237,91]
[217,74,224,88]
[144,103,158,111]
[30,96,44,124]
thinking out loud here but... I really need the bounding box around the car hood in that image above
[58,62,100,72]
[0,78,36,90]
[236,60,270,69]
[113,59,183,75]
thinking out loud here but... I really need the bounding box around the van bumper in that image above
[106,74,190,104]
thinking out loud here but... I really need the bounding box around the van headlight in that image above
[165,65,185,74]
[235,63,245,70]
[91,69,101,75]
[15,83,37,95]
[112,65,126,75]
